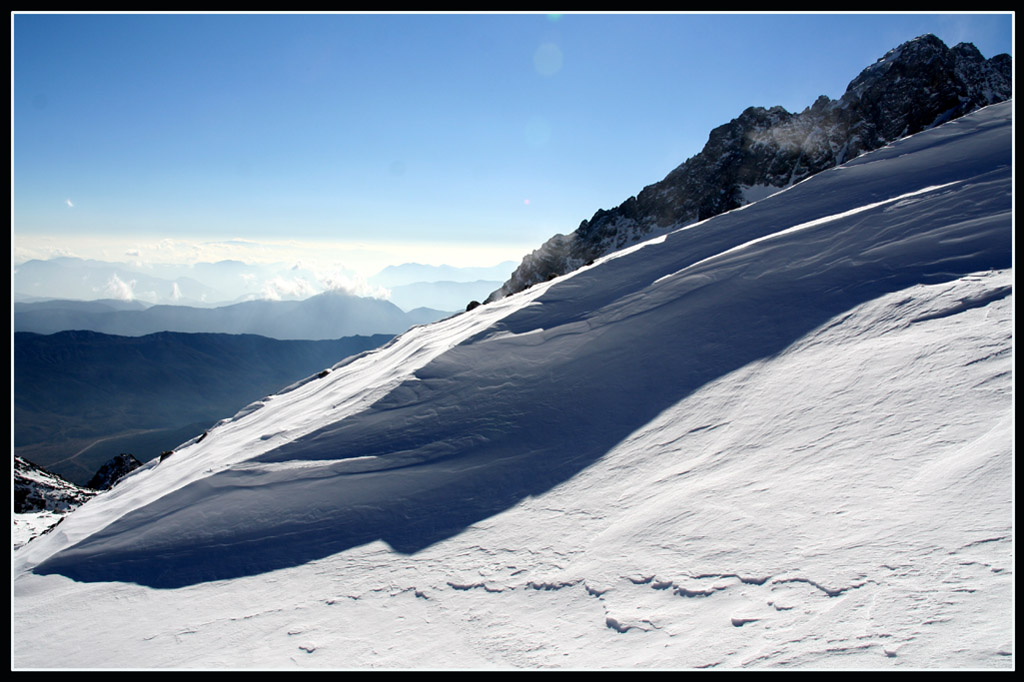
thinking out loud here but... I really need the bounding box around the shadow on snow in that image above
[33,104,1012,589]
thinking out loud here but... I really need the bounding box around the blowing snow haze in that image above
[12,32,1014,670]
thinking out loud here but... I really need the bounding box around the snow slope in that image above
[12,101,1013,669]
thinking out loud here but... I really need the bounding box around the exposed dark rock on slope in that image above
[15,457,96,514]
[86,453,144,491]
[489,34,1012,301]
[15,453,143,548]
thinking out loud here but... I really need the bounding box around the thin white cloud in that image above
[100,274,135,301]
[260,276,319,301]
[320,272,390,300]
[12,233,533,280]
[65,198,74,208]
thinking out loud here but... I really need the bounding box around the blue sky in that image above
[12,12,1014,275]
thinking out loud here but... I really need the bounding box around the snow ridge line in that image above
[909,284,1011,323]
[653,181,963,287]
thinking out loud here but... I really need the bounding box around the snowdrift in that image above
[13,102,1012,669]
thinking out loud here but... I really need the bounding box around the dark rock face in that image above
[14,457,96,514]
[16,452,140,517]
[489,34,1012,301]
[86,453,143,491]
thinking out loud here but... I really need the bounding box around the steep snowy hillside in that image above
[12,101,1012,669]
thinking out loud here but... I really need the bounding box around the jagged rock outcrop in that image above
[14,457,96,514]
[489,34,1012,301]
[86,453,143,490]
[16,453,141,517]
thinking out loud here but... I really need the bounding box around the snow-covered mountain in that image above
[12,98,1012,669]
[14,457,96,514]
[14,457,96,551]
[489,34,1012,301]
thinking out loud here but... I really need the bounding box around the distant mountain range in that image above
[14,256,518,311]
[489,34,1012,300]
[385,280,503,312]
[368,261,517,288]
[14,291,448,340]
[14,330,392,484]
[13,257,231,307]
[363,262,518,311]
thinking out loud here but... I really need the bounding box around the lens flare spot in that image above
[533,43,563,77]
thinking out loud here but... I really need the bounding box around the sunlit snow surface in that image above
[13,102,1013,669]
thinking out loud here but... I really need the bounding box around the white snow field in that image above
[12,101,1013,669]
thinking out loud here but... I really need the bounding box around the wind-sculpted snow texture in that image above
[489,34,1012,301]
[23,101,1012,611]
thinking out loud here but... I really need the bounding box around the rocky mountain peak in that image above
[87,453,143,491]
[488,34,1012,302]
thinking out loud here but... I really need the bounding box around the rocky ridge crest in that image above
[489,34,1012,301]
